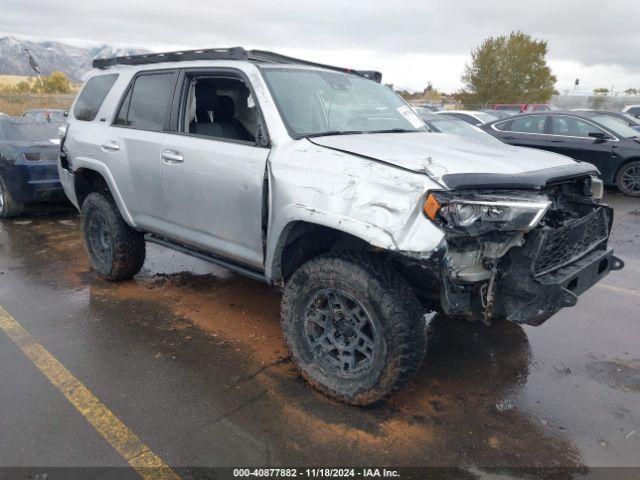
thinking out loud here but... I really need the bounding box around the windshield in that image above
[262,68,427,138]
[427,116,503,144]
[591,115,640,138]
[621,113,640,125]
[0,121,60,142]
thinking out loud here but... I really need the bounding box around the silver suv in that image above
[59,48,623,405]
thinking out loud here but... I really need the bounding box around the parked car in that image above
[412,103,441,112]
[572,109,640,132]
[494,104,553,113]
[436,110,498,126]
[0,117,65,217]
[59,48,623,405]
[481,108,513,119]
[415,110,504,144]
[622,105,640,119]
[481,111,640,196]
[22,109,67,122]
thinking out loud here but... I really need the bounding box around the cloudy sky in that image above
[1,0,639,93]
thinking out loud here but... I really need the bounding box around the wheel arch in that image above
[267,220,376,285]
[614,157,640,182]
[73,166,136,227]
[614,157,640,195]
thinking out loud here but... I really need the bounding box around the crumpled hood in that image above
[309,132,579,182]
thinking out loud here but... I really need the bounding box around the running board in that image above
[144,235,267,283]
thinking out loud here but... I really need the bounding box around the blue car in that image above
[0,117,65,218]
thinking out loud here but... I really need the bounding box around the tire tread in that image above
[281,251,426,405]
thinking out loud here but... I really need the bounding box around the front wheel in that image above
[281,252,427,405]
[81,192,146,281]
[616,161,640,197]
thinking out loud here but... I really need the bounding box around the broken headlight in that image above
[423,191,551,236]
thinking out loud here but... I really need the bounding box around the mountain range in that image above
[0,36,149,82]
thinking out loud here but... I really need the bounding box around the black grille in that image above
[532,207,610,276]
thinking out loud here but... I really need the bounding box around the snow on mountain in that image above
[0,36,149,81]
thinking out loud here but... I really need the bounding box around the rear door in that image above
[489,115,550,149]
[544,115,613,173]
[107,70,178,231]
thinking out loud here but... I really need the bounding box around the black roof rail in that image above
[92,47,382,83]
[247,50,383,83]
[92,47,247,69]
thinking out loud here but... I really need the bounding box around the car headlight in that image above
[423,191,551,236]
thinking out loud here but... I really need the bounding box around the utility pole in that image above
[23,48,43,88]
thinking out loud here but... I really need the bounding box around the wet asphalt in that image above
[0,193,638,479]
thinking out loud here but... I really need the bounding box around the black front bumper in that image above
[496,247,624,326]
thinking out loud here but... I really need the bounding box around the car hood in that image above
[309,132,583,186]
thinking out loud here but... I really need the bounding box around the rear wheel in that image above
[616,161,640,197]
[81,192,146,281]
[281,252,427,405]
[0,174,24,218]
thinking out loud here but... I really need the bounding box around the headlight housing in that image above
[424,191,551,236]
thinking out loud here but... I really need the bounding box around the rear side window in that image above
[114,72,176,131]
[496,116,546,134]
[73,74,118,121]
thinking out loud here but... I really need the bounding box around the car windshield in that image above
[590,115,640,138]
[622,113,640,125]
[0,120,60,142]
[427,116,503,144]
[261,68,427,138]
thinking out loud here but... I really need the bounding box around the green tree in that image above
[593,87,610,95]
[460,31,557,106]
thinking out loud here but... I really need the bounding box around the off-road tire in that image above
[616,160,640,197]
[281,252,427,405]
[81,192,145,281]
[0,174,24,218]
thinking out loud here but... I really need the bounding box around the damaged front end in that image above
[426,175,624,326]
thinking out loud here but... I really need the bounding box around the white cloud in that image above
[1,0,639,92]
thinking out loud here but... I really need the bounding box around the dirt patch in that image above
[91,272,286,366]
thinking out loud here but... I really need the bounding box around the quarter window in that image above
[73,74,118,121]
[114,72,176,131]
[550,116,605,138]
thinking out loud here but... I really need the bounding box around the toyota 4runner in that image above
[58,48,623,405]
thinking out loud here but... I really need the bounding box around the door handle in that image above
[550,139,565,143]
[502,135,515,140]
[101,140,120,151]
[162,149,184,164]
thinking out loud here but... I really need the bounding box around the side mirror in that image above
[588,131,610,140]
[63,111,69,118]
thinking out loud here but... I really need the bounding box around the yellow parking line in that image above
[596,283,640,298]
[0,306,180,480]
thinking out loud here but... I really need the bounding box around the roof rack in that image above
[92,47,383,83]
